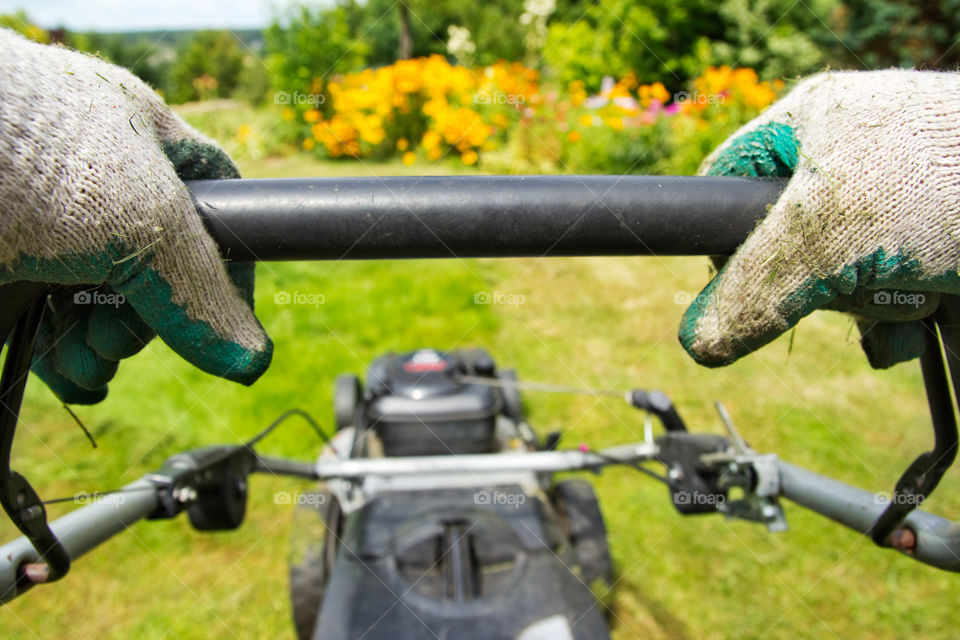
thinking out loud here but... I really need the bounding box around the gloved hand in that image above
[679,70,960,369]
[0,29,272,403]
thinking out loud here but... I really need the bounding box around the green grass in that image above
[3,152,959,639]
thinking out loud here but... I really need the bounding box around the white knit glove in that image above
[680,70,960,368]
[0,29,272,403]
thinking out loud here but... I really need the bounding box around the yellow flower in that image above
[396,137,409,151]
[302,138,315,151]
[281,107,295,121]
[603,117,623,131]
[569,80,586,107]
[402,151,416,165]
[650,82,670,104]
[578,114,594,127]
[461,150,478,165]
[422,131,442,150]
[304,109,321,123]
[638,82,670,107]
[236,124,252,144]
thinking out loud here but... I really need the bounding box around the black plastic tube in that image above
[188,175,784,261]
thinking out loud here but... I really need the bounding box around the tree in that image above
[167,31,246,103]
[827,0,960,69]
[355,0,527,67]
[68,32,174,94]
[264,2,370,100]
[708,0,836,81]
[398,2,413,59]
[544,0,726,91]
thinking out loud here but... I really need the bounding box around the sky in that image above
[0,0,324,31]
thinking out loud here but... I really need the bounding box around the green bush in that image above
[544,0,725,92]
[167,30,246,103]
[544,0,837,92]
[264,2,370,106]
[707,0,837,80]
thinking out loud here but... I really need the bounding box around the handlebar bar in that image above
[0,479,158,601]
[777,462,960,572]
[6,435,960,604]
[188,175,785,260]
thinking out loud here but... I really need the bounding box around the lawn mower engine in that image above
[290,349,613,640]
[362,349,508,456]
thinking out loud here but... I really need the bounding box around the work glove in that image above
[0,29,272,403]
[679,70,960,369]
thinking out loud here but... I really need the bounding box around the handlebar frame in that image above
[2,174,960,602]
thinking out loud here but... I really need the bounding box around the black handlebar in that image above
[189,175,785,261]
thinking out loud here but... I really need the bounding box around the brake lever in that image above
[869,305,960,547]
[0,284,73,585]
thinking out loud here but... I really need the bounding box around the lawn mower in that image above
[2,176,960,640]
[289,346,618,640]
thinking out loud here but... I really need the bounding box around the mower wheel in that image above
[289,489,342,640]
[552,479,614,587]
[333,374,362,431]
[498,369,525,423]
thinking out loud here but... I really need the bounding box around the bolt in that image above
[889,527,916,554]
[20,562,50,584]
[173,486,197,503]
[20,505,43,522]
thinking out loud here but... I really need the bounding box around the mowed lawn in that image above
[3,148,959,639]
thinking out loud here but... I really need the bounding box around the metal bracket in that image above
[702,402,787,532]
